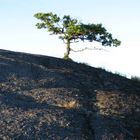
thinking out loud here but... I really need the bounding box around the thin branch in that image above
[71,46,108,52]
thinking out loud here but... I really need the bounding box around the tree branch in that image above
[71,47,108,52]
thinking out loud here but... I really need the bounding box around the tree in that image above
[34,12,121,59]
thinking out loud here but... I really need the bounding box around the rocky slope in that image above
[0,49,140,140]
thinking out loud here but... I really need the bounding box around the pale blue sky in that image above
[0,0,140,77]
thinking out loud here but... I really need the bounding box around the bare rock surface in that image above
[0,49,140,140]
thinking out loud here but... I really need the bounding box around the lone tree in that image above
[34,12,121,59]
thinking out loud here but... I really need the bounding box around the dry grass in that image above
[58,100,77,109]
[95,90,140,117]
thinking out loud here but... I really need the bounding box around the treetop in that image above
[34,12,121,47]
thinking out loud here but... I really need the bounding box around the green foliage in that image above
[34,12,121,58]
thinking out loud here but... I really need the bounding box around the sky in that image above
[0,0,140,78]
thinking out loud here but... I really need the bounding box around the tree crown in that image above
[34,12,121,47]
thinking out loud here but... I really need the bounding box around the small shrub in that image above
[131,76,140,82]
[80,62,90,66]
[114,71,127,78]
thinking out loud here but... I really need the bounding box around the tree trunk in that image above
[64,39,70,59]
